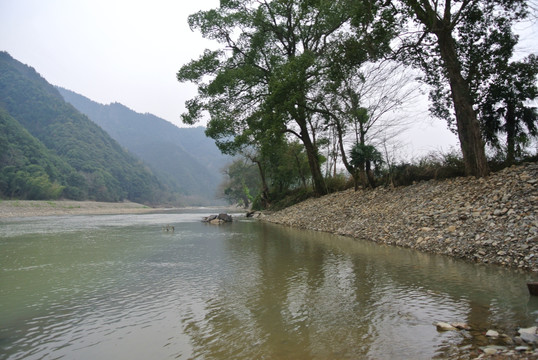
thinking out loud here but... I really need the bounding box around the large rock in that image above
[218,213,233,222]
[202,213,233,224]
[202,215,218,222]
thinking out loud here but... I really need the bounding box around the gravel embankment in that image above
[264,162,538,273]
[0,200,156,218]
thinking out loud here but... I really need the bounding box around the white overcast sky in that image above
[0,0,219,125]
[0,0,536,158]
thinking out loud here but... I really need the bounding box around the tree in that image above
[350,142,383,188]
[392,0,530,177]
[219,158,260,208]
[264,139,311,194]
[315,60,417,189]
[480,55,538,164]
[177,0,391,196]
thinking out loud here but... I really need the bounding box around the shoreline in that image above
[0,200,160,218]
[264,162,538,273]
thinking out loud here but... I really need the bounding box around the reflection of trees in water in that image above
[180,222,535,359]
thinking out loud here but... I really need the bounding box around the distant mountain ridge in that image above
[0,51,165,203]
[57,88,228,204]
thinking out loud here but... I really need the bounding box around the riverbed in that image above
[1,210,537,359]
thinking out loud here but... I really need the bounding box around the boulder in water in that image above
[202,213,233,224]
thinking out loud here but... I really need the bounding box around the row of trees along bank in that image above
[177,0,538,207]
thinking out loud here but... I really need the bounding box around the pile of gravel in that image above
[264,162,538,272]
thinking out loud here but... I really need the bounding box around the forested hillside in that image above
[57,87,227,203]
[0,51,166,204]
[0,108,80,199]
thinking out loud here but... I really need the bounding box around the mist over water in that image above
[1,211,537,359]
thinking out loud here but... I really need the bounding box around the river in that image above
[1,210,537,359]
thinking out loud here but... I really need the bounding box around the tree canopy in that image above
[392,0,532,176]
[177,0,398,196]
[178,0,537,205]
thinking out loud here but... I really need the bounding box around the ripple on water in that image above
[1,214,536,360]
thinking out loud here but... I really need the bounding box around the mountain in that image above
[57,87,228,204]
[0,108,80,199]
[0,51,166,204]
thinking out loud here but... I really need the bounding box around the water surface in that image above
[1,210,537,359]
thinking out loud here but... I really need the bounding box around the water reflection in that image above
[180,222,537,359]
[0,214,536,360]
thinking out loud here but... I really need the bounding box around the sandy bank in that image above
[0,200,158,218]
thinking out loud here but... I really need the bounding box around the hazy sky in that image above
[0,0,218,124]
[1,0,536,158]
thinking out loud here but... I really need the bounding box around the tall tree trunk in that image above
[436,31,489,177]
[505,100,516,165]
[334,116,360,191]
[294,153,306,187]
[303,130,327,196]
[297,119,326,196]
[359,124,367,187]
[295,96,327,196]
[366,160,375,188]
[253,159,270,207]
[294,153,308,189]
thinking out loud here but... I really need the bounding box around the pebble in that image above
[264,162,538,272]
[482,346,500,355]
[435,322,457,331]
[518,326,538,335]
[520,332,538,345]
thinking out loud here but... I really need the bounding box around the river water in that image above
[1,210,537,359]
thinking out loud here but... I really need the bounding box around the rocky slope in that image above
[265,162,538,273]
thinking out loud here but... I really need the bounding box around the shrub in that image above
[325,173,353,193]
[390,150,465,186]
[268,187,314,211]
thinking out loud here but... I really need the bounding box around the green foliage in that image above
[219,158,261,208]
[218,138,313,209]
[350,143,383,169]
[0,166,64,200]
[0,108,77,199]
[324,173,353,193]
[479,55,538,163]
[392,0,530,176]
[389,151,466,186]
[58,88,228,205]
[0,52,165,203]
[264,140,311,194]
[266,186,315,212]
[177,0,385,196]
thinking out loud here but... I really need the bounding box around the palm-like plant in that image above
[350,143,383,188]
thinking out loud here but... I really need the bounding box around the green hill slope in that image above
[0,51,165,203]
[0,108,83,199]
[57,87,229,203]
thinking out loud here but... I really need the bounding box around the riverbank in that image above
[0,200,158,218]
[264,162,538,273]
